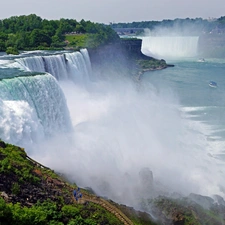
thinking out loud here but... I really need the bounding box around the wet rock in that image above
[139,167,153,189]
[188,193,214,209]
[0,140,6,148]
[1,191,9,200]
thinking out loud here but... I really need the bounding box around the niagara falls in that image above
[1,10,225,224]
[1,42,225,204]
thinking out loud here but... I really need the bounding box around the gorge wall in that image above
[87,39,157,77]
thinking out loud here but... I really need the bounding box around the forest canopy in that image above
[0,14,120,53]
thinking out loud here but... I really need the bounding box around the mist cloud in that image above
[30,71,225,208]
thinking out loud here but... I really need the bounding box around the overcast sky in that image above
[1,0,225,23]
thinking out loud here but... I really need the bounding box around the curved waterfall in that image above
[141,36,199,59]
[0,74,72,147]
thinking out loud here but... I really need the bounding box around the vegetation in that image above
[142,196,225,225]
[0,197,125,225]
[110,17,225,35]
[1,136,225,225]
[0,140,157,224]
[136,59,167,71]
[0,14,120,54]
[5,46,19,55]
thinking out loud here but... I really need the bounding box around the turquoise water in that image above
[142,58,225,143]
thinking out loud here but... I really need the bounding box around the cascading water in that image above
[0,49,93,149]
[0,74,72,148]
[16,50,92,84]
[1,48,225,210]
[141,36,199,59]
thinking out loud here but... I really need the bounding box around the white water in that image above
[1,50,225,209]
[15,49,92,84]
[0,74,72,148]
[141,36,199,59]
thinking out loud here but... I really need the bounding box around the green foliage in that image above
[0,140,153,225]
[0,14,119,51]
[0,197,125,225]
[136,59,167,71]
[29,29,51,47]
[0,197,13,224]
[0,143,40,183]
[65,34,89,48]
[152,196,225,225]
[111,17,219,35]
[62,205,80,217]
[0,32,7,51]
[6,46,19,55]
[11,182,20,195]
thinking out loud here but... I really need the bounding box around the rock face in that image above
[0,142,73,207]
[0,140,157,225]
[88,39,173,79]
[0,168,73,207]
[139,167,154,191]
[0,140,6,148]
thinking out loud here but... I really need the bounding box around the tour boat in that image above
[209,81,217,88]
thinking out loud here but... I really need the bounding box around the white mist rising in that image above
[141,26,200,60]
[30,73,225,208]
[2,50,225,209]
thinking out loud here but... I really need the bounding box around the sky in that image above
[1,0,225,23]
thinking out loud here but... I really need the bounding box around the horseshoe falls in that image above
[1,49,225,209]
[141,36,199,59]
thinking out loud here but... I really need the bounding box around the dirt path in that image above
[25,152,133,225]
[75,194,134,225]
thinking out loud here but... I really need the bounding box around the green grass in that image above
[65,34,89,48]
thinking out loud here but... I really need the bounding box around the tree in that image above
[0,197,13,224]
[29,29,52,47]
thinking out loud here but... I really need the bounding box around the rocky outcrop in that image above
[88,39,174,79]
[0,164,73,207]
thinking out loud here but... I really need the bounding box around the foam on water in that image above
[0,74,72,149]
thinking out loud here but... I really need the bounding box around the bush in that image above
[6,46,19,55]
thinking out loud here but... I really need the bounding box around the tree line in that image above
[110,17,225,35]
[0,14,120,54]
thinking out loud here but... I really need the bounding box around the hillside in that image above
[0,140,156,225]
[1,140,225,225]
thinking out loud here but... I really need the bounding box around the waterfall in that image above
[0,74,72,148]
[16,49,92,83]
[64,51,91,84]
[141,36,199,59]
[0,49,93,148]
